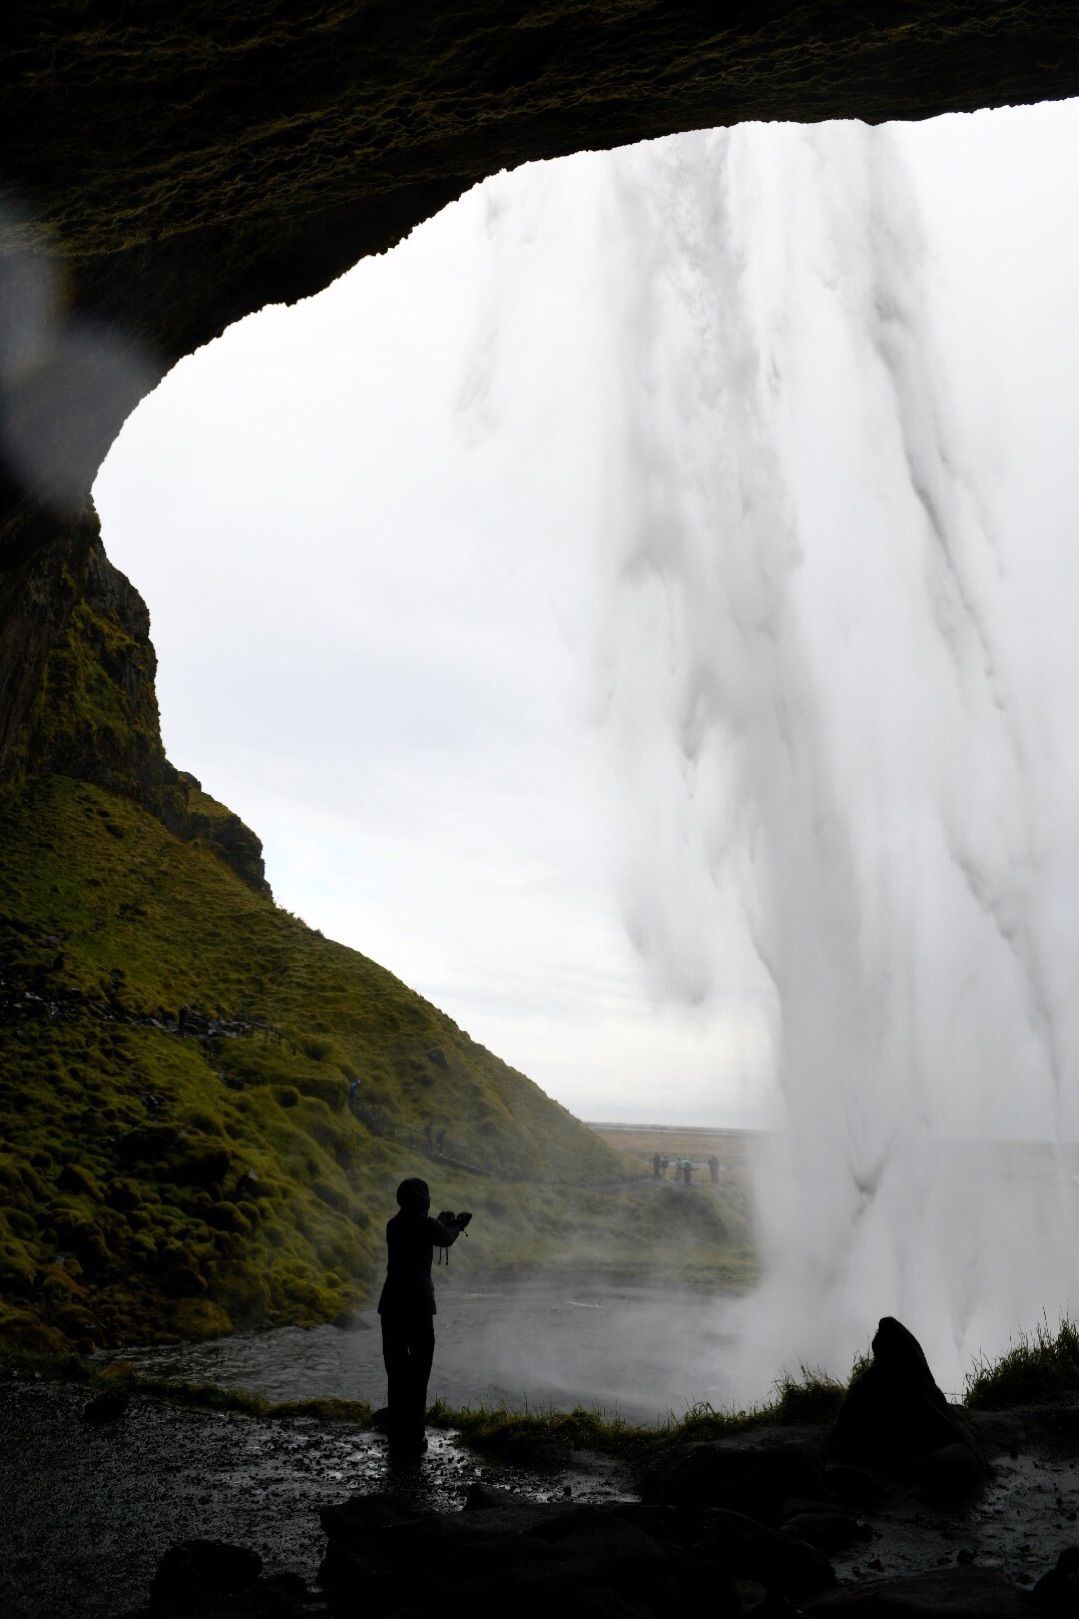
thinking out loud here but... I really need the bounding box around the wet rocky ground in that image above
[0,1377,633,1619]
[3,1369,1079,1617]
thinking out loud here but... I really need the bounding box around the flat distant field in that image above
[587,1121,765,1175]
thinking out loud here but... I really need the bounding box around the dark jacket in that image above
[377,1208,460,1317]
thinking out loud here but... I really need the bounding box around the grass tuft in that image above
[426,1363,858,1463]
[14,1321,1079,1466]
[964,1315,1079,1410]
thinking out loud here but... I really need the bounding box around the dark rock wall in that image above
[0,504,269,892]
[1,3,1076,858]
[3,4,1077,519]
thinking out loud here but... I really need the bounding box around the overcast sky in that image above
[93,100,1079,1129]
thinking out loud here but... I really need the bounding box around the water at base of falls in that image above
[101,1278,742,1424]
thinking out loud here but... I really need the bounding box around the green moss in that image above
[168,1298,234,1338]
[270,1396,373,1422]
[26,601,161,803]
[0,774,755,1355]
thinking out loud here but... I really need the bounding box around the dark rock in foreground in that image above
[9,1317,1071,1619]
[130,1538,322,1619]
[640,1434,825,1520]
[829,1317,988,1504]
[81,1388,131,1423]
[1033,1545,1079,1615]
[805,1564,1035,1616]
[320,1496,746,1616]
[134,1495,1047,1619]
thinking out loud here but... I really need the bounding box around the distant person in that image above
[347,1077,361,1111]
[652,1151,662,1179]
[377,1178,472,1456]
[682,1158,693,1188]
[708,1153,719,1185]
[660,1154,669,1178]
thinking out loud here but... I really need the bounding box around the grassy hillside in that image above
[0,773,638,1354]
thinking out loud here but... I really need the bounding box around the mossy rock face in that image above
[116,1125,182,1164]
[169,1298,233,1340]
[56,1163,101,1199]
[208,1263,273,1332]
[293,1074,345,1111]
[0,1308,68,1357]
[0,773,638,1353]
[104,1178,142,1211]
[0,774,749,1355]
[0,1240,37,1295]
[159,1260,209,1300]
[162,1143,233,1189]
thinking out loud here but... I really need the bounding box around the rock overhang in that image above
[1,1,1078,513]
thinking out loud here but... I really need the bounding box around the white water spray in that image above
[582,123,1079,1394]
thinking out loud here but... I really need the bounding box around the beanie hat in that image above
[396,1177,430,1210]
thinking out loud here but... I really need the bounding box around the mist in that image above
[584,116,1079,1394]
[96,102,1079,1404]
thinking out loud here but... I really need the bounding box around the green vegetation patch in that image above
[427,1364,854,1467]
[964,1317,1079,1410]
[0,774,667,1354]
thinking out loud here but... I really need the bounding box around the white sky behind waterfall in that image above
[96,102,1079,1147]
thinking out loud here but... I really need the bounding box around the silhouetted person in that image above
[707,1153,719,1184]
[378,1178,472,1456]
[682,1158,693,1188]
[347,1078,360,1111]
[660,1154,669,1178]
[652,1152,662,1179]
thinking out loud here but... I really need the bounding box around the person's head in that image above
[396,1177,430,1215]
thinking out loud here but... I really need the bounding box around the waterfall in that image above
[579,123,1079,1392]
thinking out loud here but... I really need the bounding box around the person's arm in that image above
[428,1212,460,1248]
[429,1210,472,1247]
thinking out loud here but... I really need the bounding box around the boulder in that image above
[694,1506,836,1598]
[908,1443,986,1506]
[462,1480,519,1510]
[134,1534,324,1612]
[318,1495,742,1617]
[150,1541,262,1599]
[81,1388,130,1423]
[805,1565,1033,1616]
[780,1507,872,1556]
[824,1463,901,1511]
[140,1540,319,1618]
[641,1437,825,1522]
[1033,1545,1079,1614]
[828,1319,984,1484]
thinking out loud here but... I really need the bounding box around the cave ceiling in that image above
[1,2,1077,520]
